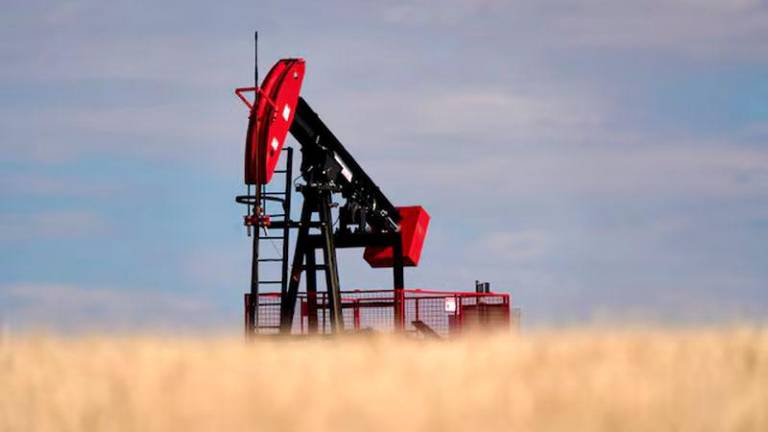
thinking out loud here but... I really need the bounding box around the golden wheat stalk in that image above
[1,328,766,431]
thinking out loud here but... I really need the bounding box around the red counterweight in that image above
[240,58,305,185]
[364,206,430,268]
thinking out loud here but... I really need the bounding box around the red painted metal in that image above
[353,300,361,330]
[238,58,305,185]
[363,206,430,267]
[252,289,510,337]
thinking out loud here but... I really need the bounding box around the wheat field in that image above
[1,327,767,432]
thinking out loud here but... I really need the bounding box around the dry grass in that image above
[1,327,767,431]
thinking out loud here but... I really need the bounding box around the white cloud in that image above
[377,0,768,59]
[0,283,220,332]
[0,101,244,168]
[0,173,121,198]
[0,211,110,241]
[373,139,768,203]
[411,88,604,139]
[480,229,553,262]
[183,245,250,290]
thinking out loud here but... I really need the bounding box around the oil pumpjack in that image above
[236,35,511,337]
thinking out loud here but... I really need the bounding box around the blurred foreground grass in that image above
[1,327,767,431]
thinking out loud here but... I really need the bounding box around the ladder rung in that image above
[257,325,281,329]
[253,149,291,299]
[264,224,290,229]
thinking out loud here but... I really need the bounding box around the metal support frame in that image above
[239,146,294,337]
[317,190,344,333]
[243,162,407,337]
[279,187,346,334]
[240,37,407,335]
[280,148,293,296]
[276,208,406,334]
[305,248,319,333]
[393,236,405,330]
[280,192,313,332]
[245,31,261,336]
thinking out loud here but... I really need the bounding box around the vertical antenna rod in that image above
[248,30,261,336]
[254,31,259,86]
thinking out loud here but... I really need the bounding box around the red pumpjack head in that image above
[236,58,305,185]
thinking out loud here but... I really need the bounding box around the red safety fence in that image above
[247,289,511,337]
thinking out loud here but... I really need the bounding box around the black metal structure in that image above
[238,98,406,335]
[237,147,293,334]
[236,35,409,336]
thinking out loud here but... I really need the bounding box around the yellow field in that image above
[1,327,767,431]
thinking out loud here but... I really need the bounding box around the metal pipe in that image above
[247,31,261,336]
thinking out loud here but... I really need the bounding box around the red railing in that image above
[248,289,511,337]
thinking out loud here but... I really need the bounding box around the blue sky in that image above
[1,0,767,331]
